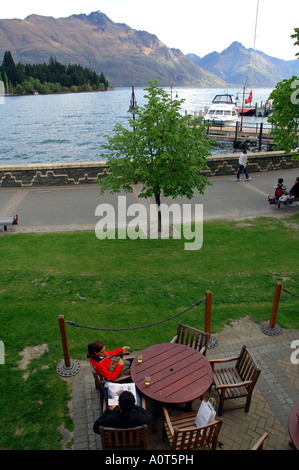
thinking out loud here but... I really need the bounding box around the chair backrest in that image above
[172,419,223,450]
[235,345,261,388]
[99,425,148,450]
[175,323,209,355]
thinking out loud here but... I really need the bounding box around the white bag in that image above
[195,398,216,428]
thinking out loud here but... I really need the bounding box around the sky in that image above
[1,0,299,61]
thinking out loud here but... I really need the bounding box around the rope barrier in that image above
[283,287,299,299]
[66,297,205,331]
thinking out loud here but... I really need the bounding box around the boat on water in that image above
[204,94,240,126]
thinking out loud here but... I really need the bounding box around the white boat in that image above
[204,94,240,126]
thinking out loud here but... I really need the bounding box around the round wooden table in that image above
[130,343,213,404]
[288,403,299,450]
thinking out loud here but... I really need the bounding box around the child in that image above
[274,178,286,199]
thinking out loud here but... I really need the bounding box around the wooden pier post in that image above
[258,122,263,151]
[234,122,239,148]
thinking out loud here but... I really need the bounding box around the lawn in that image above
[0,213,298,449]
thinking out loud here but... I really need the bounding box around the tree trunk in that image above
[154,192,162,233]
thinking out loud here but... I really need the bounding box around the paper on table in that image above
[107,382,137,406]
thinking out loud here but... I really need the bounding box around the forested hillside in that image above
[0,51,110,94]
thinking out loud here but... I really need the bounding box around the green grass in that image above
[0,214,298,449]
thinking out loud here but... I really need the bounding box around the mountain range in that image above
[0,11,298,87]
[187,41,299,87]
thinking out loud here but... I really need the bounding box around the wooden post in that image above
[258,122,263,151]
[59,315,71,368]
[205,290,212,340]
[234,122,239,148]
[269,282,282,329]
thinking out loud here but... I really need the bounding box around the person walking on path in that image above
[236,150,251,181]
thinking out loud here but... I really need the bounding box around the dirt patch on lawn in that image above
[18,344,49,380]
[213,316,265,345]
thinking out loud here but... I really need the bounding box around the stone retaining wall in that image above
[0,151,298,187]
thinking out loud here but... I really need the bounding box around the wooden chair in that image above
[99,424,148,450]
[170,323,209,356]
[251,432,269,450]
[162,407,223,450]
[209,345,261,416]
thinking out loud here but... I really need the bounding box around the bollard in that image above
[205,290,212,340]
[56,315,81,377]
[205,290,218,348]
[260,282,283,336]
[270,282,282,328]
[59,314,71,368]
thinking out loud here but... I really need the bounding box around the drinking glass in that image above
[137,354,143,364]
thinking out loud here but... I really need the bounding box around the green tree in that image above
[268,29,299,159]
[97,81,213,232]
[291,27,299,58]
[2,51,19,87]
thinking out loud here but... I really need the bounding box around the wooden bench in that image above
[0,214,18,231]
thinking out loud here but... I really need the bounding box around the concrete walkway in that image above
[1,168,299,234]
[68,319,299,451]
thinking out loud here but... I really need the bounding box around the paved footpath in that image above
[67,320,299,451]
[1,168,299,234]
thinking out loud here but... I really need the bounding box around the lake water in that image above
[0,86,274,165]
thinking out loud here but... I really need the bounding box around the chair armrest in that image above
[251,432,269,450]
[215,380,253,390]
[209,355,240,369]
[170,335,178,344]
[162,407,175,436]
[209,355,240,365]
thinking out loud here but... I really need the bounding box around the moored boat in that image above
[204,93,240,126]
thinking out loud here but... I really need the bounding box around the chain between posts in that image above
[66,297,206,331]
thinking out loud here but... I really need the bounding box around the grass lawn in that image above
[0,213,298,449]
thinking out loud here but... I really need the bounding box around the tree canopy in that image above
[268,28,299,158]
[0,52,109,95]
[97,81,213,231]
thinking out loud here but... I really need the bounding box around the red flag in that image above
[245,90,253,104]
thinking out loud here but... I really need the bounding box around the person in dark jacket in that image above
[93,391,151,433]
[289,177,299,198]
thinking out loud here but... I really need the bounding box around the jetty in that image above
[206,122,274,150]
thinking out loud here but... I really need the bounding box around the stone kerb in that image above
[0,151,298,187]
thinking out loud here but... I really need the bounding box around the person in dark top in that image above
[289,176,299,198]
[93,391,151,433]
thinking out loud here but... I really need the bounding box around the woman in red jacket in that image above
[87,341,131,382]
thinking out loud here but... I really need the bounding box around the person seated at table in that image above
[93,391,151,433]
[87,340,131,382]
